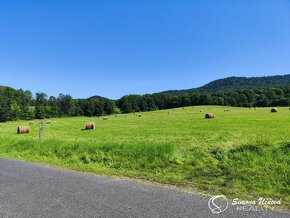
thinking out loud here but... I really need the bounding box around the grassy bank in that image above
[0,106,289,209]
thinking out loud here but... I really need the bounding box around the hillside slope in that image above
[161,74,290,94]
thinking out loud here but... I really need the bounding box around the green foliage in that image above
[35,92,48,119]
[162,74,290,94]
[118,86,290,113]
[0,87,115,122]
[198,74,290,93]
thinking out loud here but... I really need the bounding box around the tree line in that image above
[0,85,289,122]
[117,86,290,113]
[0,86,115,122]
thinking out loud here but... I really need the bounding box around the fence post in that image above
[39,121,46,143]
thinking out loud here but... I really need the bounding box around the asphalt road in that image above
[0,158,288,218]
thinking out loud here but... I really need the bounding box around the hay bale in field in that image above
[28,121,34,125]
[85,122,95,130]
[271,108,278,112]
[103,117,109,120]
[205,113,214,119]
[17,126,30,134]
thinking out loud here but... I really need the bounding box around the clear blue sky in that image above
[0,0,289,99]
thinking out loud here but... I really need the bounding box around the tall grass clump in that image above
[225,143,290,199]
[0,139,175,171]
[180,143,290,205]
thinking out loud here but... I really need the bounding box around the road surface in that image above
[0,158,288,218]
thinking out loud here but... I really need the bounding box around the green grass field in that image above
[0,106,289,208]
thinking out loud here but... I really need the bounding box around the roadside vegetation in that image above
[0,106,289,209]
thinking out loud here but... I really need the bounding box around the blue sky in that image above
[0,0,289,99]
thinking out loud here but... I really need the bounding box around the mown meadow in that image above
[0,106,289,209]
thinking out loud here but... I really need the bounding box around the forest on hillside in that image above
[161,74,290,94]
[117,86,290,113]
[0,84,289,122]
[197,74,290,93]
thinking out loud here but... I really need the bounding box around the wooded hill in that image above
[0,74,290,121]
[161,74,290,94]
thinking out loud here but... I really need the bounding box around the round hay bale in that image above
[271,108,278,112]
[85,122,95,130]
[205,113,214,119]
[17,126,30,134]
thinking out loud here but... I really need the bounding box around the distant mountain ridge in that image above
[160,74,290,94]
[89,95,113,101]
